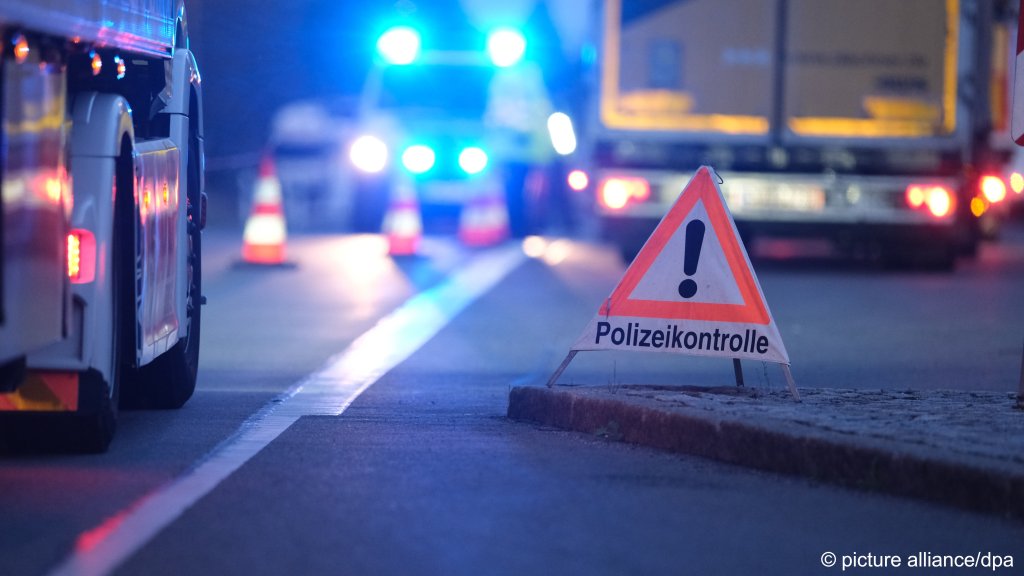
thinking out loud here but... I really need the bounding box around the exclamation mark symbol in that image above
[678,219,705,299]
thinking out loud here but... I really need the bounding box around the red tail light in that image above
[979,174,1007,203]
[925,187,954,218]
[598,177,650,210]
[905,185,927,209]
[905,184,955,219]
[67,229,96,284]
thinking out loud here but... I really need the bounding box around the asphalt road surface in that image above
[1,219,1022,576]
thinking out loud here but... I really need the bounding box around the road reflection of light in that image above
[54,245,526,576]
[328,234,398,306]
[521,235,547,258]
[521,236,573,266]
[543,240,572,265]
[76,511,129,553]
[336,234,389,267]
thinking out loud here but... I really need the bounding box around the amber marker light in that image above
[13,35,29,63]
[970,197,988,218]
[90,51,102,75]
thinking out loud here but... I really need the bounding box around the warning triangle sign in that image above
[570,166,790,365]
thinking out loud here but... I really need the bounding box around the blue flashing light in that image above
[377,26,421,65]
[486,28,526,68]
[459,147,488,175]
[401,144,436,174]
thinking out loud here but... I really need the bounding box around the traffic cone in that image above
[241,154,288,265]
[382,180,422,256]
[459,185,509,247]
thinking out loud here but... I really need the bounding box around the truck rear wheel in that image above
[75,148,137,451]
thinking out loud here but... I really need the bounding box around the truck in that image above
[584,0,1016,268]
[0,1,205,451]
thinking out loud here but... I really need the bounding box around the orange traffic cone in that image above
[459,185,509,247]
[382,180,422,256]
[242,154,288,265]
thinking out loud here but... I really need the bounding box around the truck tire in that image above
[124,126,202,409]
[76,148,138,451]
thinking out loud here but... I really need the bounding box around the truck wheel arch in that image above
[70,94,135,159]
[64,93,139,451]
[68,92,138,377]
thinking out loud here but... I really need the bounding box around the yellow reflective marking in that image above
[863,97,940,122]
[788,117,939,138]
[944,0,959,135]
[0,372,79,412]
[598,0,768,135]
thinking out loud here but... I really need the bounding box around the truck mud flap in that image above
[0,370,115,453]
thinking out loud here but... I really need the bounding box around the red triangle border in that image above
[599,167,770,325]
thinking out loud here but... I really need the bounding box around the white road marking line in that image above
[49,244,526,576]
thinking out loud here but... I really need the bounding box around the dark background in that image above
[187,0,575,180]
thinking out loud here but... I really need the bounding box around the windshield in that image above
[374,63,494,118]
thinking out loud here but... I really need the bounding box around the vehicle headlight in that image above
[401,144,436,174]
[459,147,488,175]
[350,135,388,174]
[547,112,576,156]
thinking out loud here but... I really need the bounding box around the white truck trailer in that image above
[0,0,205,451]
[586,0,1015,268]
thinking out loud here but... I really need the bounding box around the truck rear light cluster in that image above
[979,174,1007,204]
[967,173,1009,218]
[67,229,96,284]
[599,176,650,210]
[905,184,954,219]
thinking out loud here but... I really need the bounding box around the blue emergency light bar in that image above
[377,26,421,65]
[486,28,526,67]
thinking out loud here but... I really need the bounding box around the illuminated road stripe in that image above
[49,244,526,576]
